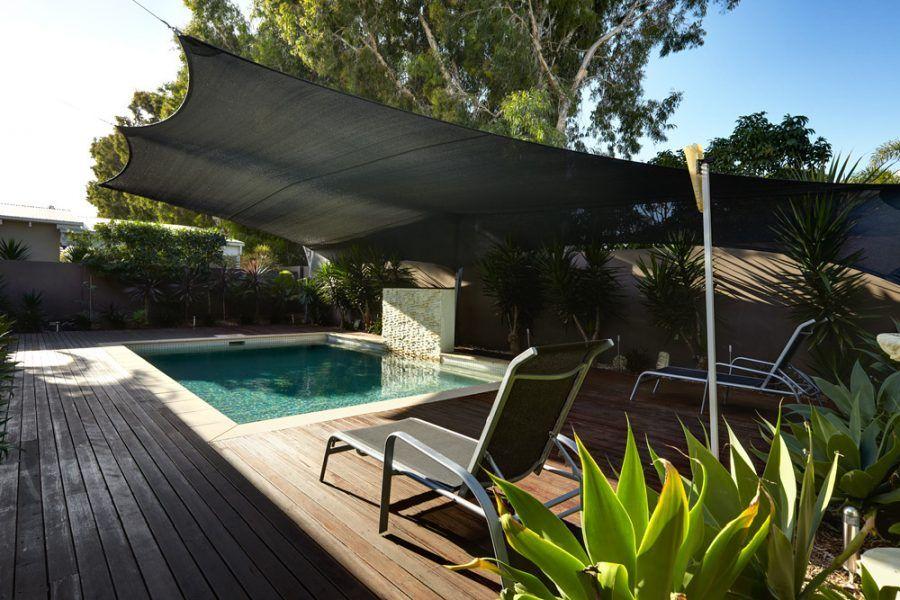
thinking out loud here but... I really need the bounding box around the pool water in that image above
[142,344,490,424]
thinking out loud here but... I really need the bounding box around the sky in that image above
[1,0,897,218]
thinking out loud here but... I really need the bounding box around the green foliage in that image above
[171,267,210,322]
[297,278,325,324]
[233,0,733,156]
[650,112,832,177]
[0,238,30,260]
[16,291,45,333]
[479,239,543,353]
[538,241,620,342]
[240,260,273,323]
[635,232,705,362]
[72,221,225,282]
[623,347,654,374]
[454,424,770,599]
[0,314,16,460]
[661,412,869,599]
[269,270,298,322]
[773,155,869,376]
[102,303,128,330]
[129,309,149,328]
[86,0,309,261]
[767,362,900,515]
[314,246,412,332]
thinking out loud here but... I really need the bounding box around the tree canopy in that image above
[259,0,739,156]
[88,0,740,256]
[650,112,833,177]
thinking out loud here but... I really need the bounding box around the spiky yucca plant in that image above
[773,154,871,376]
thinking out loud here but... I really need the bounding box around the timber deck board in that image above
[2,326,775,599]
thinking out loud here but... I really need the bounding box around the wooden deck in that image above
[2,327,776,599]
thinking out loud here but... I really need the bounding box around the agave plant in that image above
[454,425,771,599]
[670,412,872,599]
[0,238,30,260]
[764,362,900,515]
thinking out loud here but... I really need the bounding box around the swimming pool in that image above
[141,342,495,424]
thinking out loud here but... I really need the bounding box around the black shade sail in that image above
[103,36,900,278]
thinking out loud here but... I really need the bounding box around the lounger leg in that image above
[320,436,337,482]
[700,380,708,414]
[652,378,662,395]
[629,374,646,402]
[379,445,397,534]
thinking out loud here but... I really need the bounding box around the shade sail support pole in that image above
[701,162,719,456]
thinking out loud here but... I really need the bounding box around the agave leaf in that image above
[645,440,666,485]
[617,420,649,543]
[634,460,688,600]
[860,421,880,469]
[821,412,853,440]
[850,362,876,423]
[448,557,556,600]
[489,473,589,565]
[672,460,709,592]
[576,435,636,577]
[839,470,878,500]
[849,395,862,445]
[682,424,742,527]
[761,412,797,537]
[878,371,900,414]
[591,562,635,600]
[826,433,861,470]
[860,436,900,490]
[685,491,767,600]
[871,486,900,505]
[813,377,853,416]
[727,422,760,506]
[859,564,880,600]
[500,514,593,600]
[765,526,796,599]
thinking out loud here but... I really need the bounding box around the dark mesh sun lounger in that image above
[629,319,819,410]
[320,340,613,566]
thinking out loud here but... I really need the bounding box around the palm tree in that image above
[171,267,208,323]
[478,238,543,353]
[240,259,272,323]
[0,239,30,260]
[124,276,165,322]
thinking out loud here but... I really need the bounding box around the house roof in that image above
[0,203,85,227]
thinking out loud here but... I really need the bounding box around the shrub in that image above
[623,347,654,374]
[635,232,706,364]
[0,238,30,260]
[666,413,871,599]
[68,311,93,331]
[102,303,128,329]
[773,155,870,377]
[538,241,620,342]
[765,361,900,517]
[478,238,542,353]
[315,246,412,333]
[454,424,770,599]
[129,309,148,328]
[16,291,44,333]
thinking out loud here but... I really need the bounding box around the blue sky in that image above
[1,0,897,216]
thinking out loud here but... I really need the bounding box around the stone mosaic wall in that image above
[382,288,456,360]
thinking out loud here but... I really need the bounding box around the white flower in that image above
[876,333,900,362]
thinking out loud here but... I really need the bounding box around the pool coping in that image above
[103,332,506,442]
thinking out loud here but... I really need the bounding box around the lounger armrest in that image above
[715,362,801,393]
[730,356,776,369]
[382,431,481,487]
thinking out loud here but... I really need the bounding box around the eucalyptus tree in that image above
[259,0,739,156]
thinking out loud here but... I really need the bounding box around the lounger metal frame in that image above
[320,340,611,569]
[630,319,818,410]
